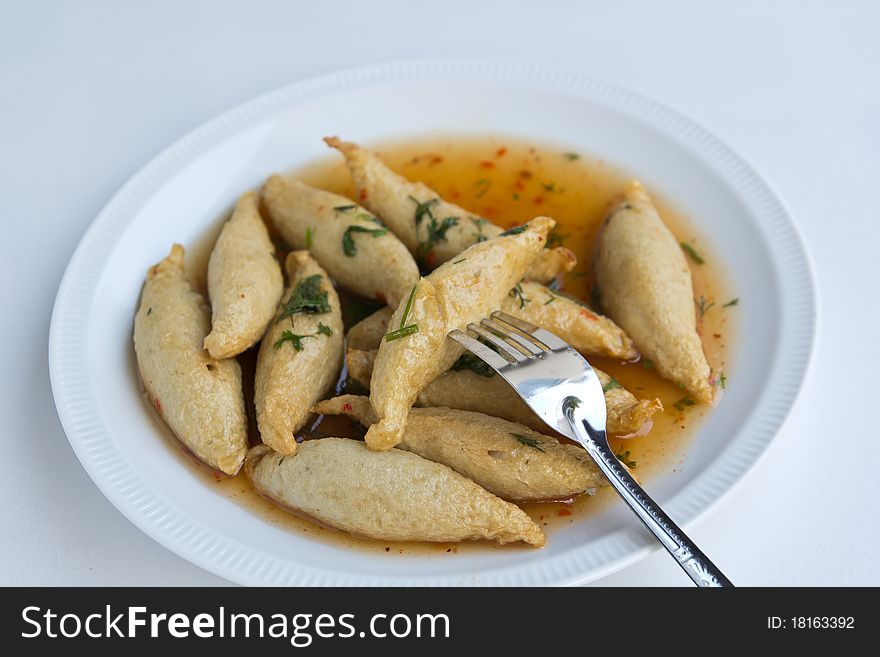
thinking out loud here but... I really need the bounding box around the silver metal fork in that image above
[449,311,733,587]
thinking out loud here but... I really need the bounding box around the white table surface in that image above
[3,0,877,587]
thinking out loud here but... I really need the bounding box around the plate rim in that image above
[48,58,817,586]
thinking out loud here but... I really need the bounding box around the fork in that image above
[449,311,733,587]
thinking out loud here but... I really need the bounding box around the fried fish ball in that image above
[502,281,637,360]
[347,348,661,437]
[599,376,664,438]
[366,217,553,451]
[314,395,605,502]
[522,247,577,284]
[349,283,636,360]
[133,245,247,474]
[245,441,545,546]
[203,192,283,359]
[325,136,576,282]
[262,175,419,307]
[595,182,714,402]
[254,251,344,455]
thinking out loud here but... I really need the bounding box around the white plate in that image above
[49,60,816,586]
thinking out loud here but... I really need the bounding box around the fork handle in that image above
[569,416,733,587]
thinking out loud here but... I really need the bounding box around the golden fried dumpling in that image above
[262,176,419,307]
[501,281,637,360]
[325,136,575,282]
[204,192,283,359]
[366,217,553,450]
[134,245,247,474]
[347,348,661,437]
[349,286,636,361]
[595,182,714,402]
[245,441,545,546]
[254,251,344,455]
[315,395,605,502]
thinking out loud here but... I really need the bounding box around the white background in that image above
[2,0,877,586]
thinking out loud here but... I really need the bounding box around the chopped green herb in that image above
[716,372,727,389]
[615,449,637,468]
[475,178,492,198]
[278,274,330,321]
[146,307,152,316]
[544,293,557,305]
[512,193,520,201]
[342,224,388,257]
[383,324,420,342]
[333,204,356,213]
[563,152,580,161]
[409,196,439,225]
[642,358,654,369]
[383,284,420,342]
[499,224,527,237]
[432,216,459,242]
[673,397,696,412]
[511,433,545,452]
[680,242,705,265]
[451,353,496,378]
[602,378,622,392]
[452,258,467,264]
[722,298,740,308]
[273,323,332,351]
[417,215,459,261]
[470,216,490,242]
[541,182,556,192]
[398,285,417,328]
[696,295,715,317]
[285,330,311,346]
[305,226,313,249]
[509,283,529,309]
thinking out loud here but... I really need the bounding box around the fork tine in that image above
[491,311,538,333]
[467,323,530,362]
[492,311,571,351]
[482,317,546,356]
[448,330,511,371]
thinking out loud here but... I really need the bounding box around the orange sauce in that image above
[169,135,735,554]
